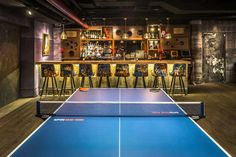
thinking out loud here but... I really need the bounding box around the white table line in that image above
[118,89,121,157]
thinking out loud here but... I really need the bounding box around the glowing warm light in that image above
[144,33,150,39]
[61,24,67,40]
[27,10,32,16]
[150,27,155,32]
[165,33,172,39]
[123,33,128,39]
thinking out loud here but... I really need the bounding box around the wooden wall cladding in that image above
[112,26,144,40]
[61,30,80,59]
[162,37,189,50]
[162,25,190,37]
[161,25,190,51]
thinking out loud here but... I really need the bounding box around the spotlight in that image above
[27,9,32,16]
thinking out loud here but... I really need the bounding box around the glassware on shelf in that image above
[80,41,112,59]
[80,30,102,39]
[148,40,159,50]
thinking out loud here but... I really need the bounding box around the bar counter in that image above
[35,59,190,64]
[35,60,191,95]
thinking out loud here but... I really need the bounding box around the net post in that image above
[36,101,41,117]
[200,101,205,118]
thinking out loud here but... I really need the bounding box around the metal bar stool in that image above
[115,64,130,88]
[40,64,59,96]
[169,64,187,95]
[79,64,94,88]
[97,64,112,88]
[133,64,148,88]
[60,64,76,96]
[152,63,167,92]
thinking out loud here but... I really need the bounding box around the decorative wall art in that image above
[203,33,226,82]
[42,33,50,56]
[102,27,113,39]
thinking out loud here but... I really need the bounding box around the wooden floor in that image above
[0,83,235,157]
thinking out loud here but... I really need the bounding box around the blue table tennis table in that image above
[9,88,230,157]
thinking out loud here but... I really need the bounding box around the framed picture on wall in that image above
[102,27,113,39]
[42,33,50,56]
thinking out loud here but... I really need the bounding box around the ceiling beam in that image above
[47,0,89,28]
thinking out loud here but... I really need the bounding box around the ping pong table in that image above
[9,88,230,157]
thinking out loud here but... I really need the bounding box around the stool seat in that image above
[60,64,76,96]
[41,64,58,77]
[97,64,112,88]
[115,64,130,88]
[133,64,148,88]
[79,64,94,88]
[133,64,148,77]
[169,72,185,77]
[169,64,187,95]
[40,64,59,96]
[79,64,94,77]
[152,63,167,92]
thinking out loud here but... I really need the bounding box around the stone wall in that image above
[191,20,236,83]
[0,22,20,107]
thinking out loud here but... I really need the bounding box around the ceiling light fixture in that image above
[102,18,106,39]
[60,23,67,40]
[165,17,172,39]
[144,18,150,39]
[27,9,32,16]
[122,18,128,39]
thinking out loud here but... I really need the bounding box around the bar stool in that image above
[97,64,112,88]
[169,64,187,95]
[79,64,94,88]
[60,64,76,95]
[152,63,167,92]
[40,64,59,96]
[115,64,130,88]
[133,64,148,88]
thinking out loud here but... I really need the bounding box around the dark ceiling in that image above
[2,0,236,26]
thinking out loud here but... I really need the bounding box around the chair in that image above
[169,64,187,95]
[40,64,59,96]
[60,64,76,95]
[79,64,94,88]
[152,63,167,92]
[115,64,130,88]
[97,64,112,88]
[133,64,148,88]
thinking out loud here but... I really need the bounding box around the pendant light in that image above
[144,18,150,39]
[122,18,128,39]
[165,17,172,39]
[61,23,67,40]
[102,18,106,39]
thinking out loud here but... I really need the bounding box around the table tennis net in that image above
[36,101,205,119]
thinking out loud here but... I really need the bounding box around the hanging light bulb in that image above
[165,17,172,39]
[122,18,128,39]
[144,18,150,39]
[60,24,67,40]
[150,25,155,32]
[102,18,107,39]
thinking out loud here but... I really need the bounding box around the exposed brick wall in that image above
[191,20,236,83]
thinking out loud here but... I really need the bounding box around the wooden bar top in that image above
[35,59,191,64]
